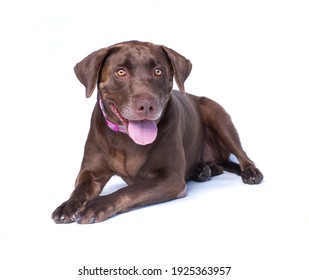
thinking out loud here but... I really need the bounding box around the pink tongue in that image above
[128,120,158,145]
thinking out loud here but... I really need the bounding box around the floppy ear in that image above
[161,46,192,94]
[74,48,112,98]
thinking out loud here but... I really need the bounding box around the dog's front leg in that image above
[52,170,111,223]
[75,173,186,224]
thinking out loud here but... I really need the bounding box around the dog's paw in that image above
[208,162,224,177]
[241,167,264,184]
[75,197,114,224]
[189,162,211,182]
[51,198,84,223]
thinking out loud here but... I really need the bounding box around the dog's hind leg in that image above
[198,96,263,184]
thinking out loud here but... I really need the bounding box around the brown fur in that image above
[52,41,263,224]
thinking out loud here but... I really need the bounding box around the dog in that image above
[52,40,263,224]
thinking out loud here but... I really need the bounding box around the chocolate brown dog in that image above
[52,41,263,224]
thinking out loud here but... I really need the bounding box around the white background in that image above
[1,0,308,279]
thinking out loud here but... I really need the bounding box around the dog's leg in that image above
[74,173,186,224]
[51,169,112,223]
[199,97,263,184]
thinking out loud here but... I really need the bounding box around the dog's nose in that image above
[135,98,157,116]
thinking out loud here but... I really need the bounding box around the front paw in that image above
[75,196,115,224]
[241,167,264,184]
[51,198,84,223]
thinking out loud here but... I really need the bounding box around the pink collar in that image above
[99,99,127,134]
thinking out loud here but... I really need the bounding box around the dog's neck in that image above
[98,99,127,134]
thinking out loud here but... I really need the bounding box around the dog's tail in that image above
[221,161,242,175]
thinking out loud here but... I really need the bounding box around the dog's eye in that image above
[116,68,127,77]
[154,68,163,76]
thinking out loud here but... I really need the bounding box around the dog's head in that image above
[74,40,192,145]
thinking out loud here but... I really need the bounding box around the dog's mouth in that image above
[109,102,158,146]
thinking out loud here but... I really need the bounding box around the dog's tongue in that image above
[128,120,158,145]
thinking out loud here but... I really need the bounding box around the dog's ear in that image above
[74,48,112,98]
[161,46,192,94]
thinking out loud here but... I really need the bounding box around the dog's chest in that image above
[107,148,148,179]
